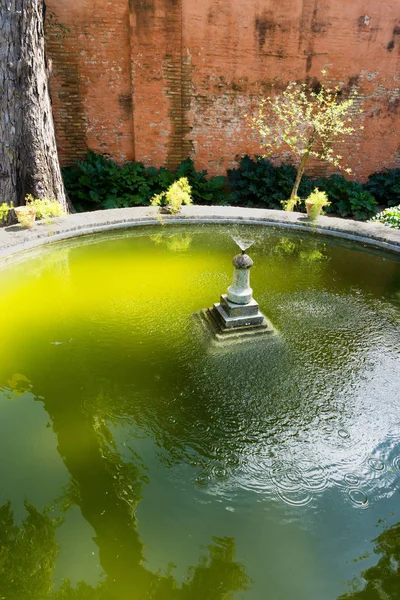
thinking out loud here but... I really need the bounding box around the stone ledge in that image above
[0,205,400,259]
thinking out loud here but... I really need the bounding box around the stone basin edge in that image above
[0,205,400,260]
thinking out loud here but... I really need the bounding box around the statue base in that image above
[213,294,265,328]
[194,302,275,346]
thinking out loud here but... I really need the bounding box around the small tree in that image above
[251,73,363,210]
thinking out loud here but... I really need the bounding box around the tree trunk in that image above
[0,0,68,210]
[290,150,310,203]
[289,129,316,206]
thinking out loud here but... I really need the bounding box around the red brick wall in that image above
[47,0,134,164]
[47,0,400,180]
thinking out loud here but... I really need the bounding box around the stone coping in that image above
[0,205,400,260]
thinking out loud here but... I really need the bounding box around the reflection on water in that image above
[0,500,249,599]
[0,501,59,599]
[338,520,400,599]
[0,225,399,599]
[266,235,328,263]
[150,232,193,253]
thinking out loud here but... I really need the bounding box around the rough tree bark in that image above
[0,0,68,210]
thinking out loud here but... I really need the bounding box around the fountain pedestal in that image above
[213,294,265,328]
[197,244,275,343]
[227,252,254,304]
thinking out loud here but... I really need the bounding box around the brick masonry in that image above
[47,0,400,179]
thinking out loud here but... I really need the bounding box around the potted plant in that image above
[25,194,65,223]
[150,177,192,216]
[305,188,330,220]
[14,195,65,228]
[14,204,37,228]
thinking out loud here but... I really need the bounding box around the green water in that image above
[0,224,400,600]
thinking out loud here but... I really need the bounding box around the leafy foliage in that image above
[252,79,359,173]
[227,155,313,210]
[337,521,400,600]
[347,190,378,221]
[62,152,227,212]
[0,202,12,226]
[364,168,400,208]
[307,188,330,208]
[26,194,66,221]
[12,196,65,228]
[0,499,250,599]
[0,501,58,599]
[62,152,146,212]
[305,188,330,220]
[371,204,400,229]
[315,174,377,220]
[283,187,330,215]
[151,177,192,214]
[176,158,227,205]
[251,73,364,202]
[63,151,393,222]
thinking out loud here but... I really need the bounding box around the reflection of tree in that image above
[0,499,249,599]
[338,522,400,600]
[150,232,192,252]
[0,352,250,600]
[0,501,58,599]
[52,580,107,599]
[267,236,327,264]
[180,537,249,599]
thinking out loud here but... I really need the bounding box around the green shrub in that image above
[62,153,228,212]
[227,156,313,210]
[62,152,156,212]
[307,188,330,208]
[25,195,65,221]
[0,202,12,226]
[115,162,166,208]
[371,205,400,229]
[151,177,192,214]
[283,187,330,216]
[176,158,228,205]
[63,151,387,222]
[364,169,400,208]
[314,174,377,220]
[347,190,378,221]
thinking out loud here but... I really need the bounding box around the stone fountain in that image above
[197,237,275,343]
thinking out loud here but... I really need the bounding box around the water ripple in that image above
[367,457,385,472]
[297,460,328,493]
[276,488,312,508]
[347,488,369,509]
[393,456,400,473]
[344,473,360,487]
[270,461,304,493]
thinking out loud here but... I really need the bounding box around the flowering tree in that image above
[251,74,363,210]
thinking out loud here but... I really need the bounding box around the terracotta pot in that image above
[305,200,322,221]
[14,206,37,228]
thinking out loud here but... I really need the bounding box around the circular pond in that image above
[0,224,400,599]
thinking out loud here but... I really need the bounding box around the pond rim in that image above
[0,205,400,260]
